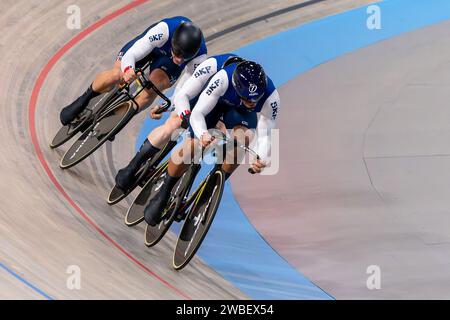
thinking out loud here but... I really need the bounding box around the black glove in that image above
[180,110,191,129]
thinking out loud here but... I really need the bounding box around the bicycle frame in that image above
[176,131,262,214]
[91,62,172,125]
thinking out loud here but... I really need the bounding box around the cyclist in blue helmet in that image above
[232,60,268,104]
[114,53,244,191]
[142,60,281,226]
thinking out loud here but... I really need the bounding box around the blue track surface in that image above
[136,0,450,299]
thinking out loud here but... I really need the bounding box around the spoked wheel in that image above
[124,161,169,227]
[50,88,126,149]
[173,169,225,270]
[59,100,136,169]
[107,139,179,205]
[144,164,201,247]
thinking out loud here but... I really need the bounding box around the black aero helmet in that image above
[171,22,203,61]
[223,56,244,68]
[232,61,267,103]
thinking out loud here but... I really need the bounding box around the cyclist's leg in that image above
[147,94,200,150]
[115,56,182,189]
[134,54,182,111]
[144,108,221,225]
[60,60,122,125]
[115,107,182,190]
[92,60,123,93]
[167,102,224,178]
[147,112,182,149]
[133,68,171,111]
[215,120,226,134]
[113,68,171,190]
[115,138,161,190]
[168,136,198,178]
[143,137,197,225]
[220,109,257,179]
[220,125,255,178]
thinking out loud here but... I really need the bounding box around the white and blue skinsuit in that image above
[172,53,240,116]
[187,63,281,161]
[117,16,208,86]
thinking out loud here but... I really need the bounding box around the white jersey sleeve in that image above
[120,22,169,72]
[184,54,208,75]
[190,69,229,138]
[173,56,219,116]
[255,89,281,161]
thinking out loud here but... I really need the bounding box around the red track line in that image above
[28,0,191,300]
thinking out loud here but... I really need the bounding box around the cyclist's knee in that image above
[215,121,226,134]
[155,115,180,141]
[111,68,122,84]
[109,61,123,83]
[149,69,171,90]
[232,125,254,147]
[171,138,196,166]
[166,114,182,132]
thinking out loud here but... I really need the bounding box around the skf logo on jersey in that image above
[271,101,278,119]
[249,83,258,96]
[194,66,212,78]
[149,34,163,42]
[206,79,221,95]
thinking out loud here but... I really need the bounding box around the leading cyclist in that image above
[59,16,207,126]
[114,53,244,191]
[144,60,281,226]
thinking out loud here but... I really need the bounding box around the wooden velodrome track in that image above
[1,0,372,299]
[232,12,450,298]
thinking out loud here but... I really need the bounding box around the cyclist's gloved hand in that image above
[200,132,215,148]
[250,159,266,174]
[149,105,164,120]
[180,110,191,129]
[122,66,137,83]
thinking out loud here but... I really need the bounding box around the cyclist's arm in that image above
[120,22,169,72]
[185,54,208,75]
[190,70,228,138]
[173,56,219,116]
[172,53,208,98]
[255,89,281,161]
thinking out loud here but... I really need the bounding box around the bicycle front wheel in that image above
[173,169,225,270]
[59,100,135,169]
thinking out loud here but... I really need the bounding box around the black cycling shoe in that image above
[60,99,88,126]
[115,139,160,190]
[115,166,137,191]
[60,84,100,126]
[144,188,170,226]
[144,173,180,226]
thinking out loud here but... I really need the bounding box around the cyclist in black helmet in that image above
[59,16,207,127]
[115,53,244,191]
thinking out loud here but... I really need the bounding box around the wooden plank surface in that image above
[0,0,373,299]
